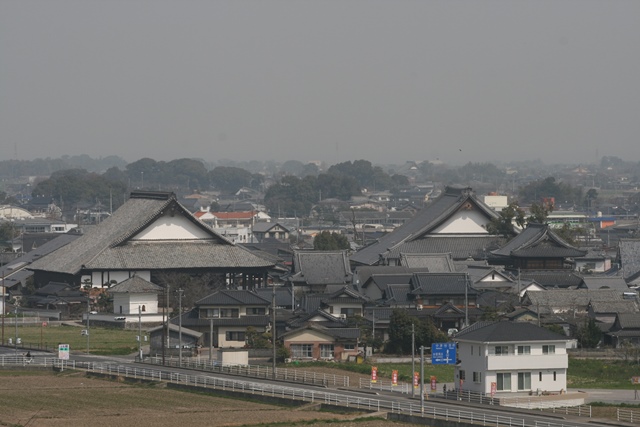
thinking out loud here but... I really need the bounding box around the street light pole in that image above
[178,288,183,366]
[86,297,90,354]
[411,323,415,398]
[138,305,142,360]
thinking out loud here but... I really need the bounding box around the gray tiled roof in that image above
[28,191,274,275]
[176,310,270,328]
[491,223,586,259]
[384,284,412,304]
[386,236,505,261]
[580,276,631,291]
[289,250,352,285]
[351,186,502,265]
[366,274,413,292]
[400,253,456,271]
[108,276,162,293]
[454,321,567,342]
[524,289,623,310]
[589,300,638,314]
[618,239,640,282]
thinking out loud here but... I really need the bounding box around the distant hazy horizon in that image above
[2,1,639,165]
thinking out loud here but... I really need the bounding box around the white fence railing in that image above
[359,377,411,395]
[143,356,350,387]
[618,408,640,423]
[0,357,588,427]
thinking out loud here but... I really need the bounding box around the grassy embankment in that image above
[4,323,140,355]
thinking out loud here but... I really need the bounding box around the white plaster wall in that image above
[457,341,568,394]
[90,271,151,287]
[432,210,490,234]
[218,326,256,348]
[132,216,211,240]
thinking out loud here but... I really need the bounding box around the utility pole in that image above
[271,285,277,379]
[209,318,213,362]
[464,273,469,328]
[86,296,90,354]
[14,305,18,355]
[2,272,5,346]
[178,288,183,366]
[420,346,425,413]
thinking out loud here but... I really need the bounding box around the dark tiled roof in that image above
[491,223,586,259]
[28,191,274,275]
[287,309,348,329]
[384,284,412,304]
[281,324,360,340]
[455,321,567,342]
[615,313,640,329]
[196,289,271,306]
[108,276,162,293]
[289,250,352,285]
[255,287,294,308]
[410,273,478,296]
[351,186,502,265]
[517,270,583,289]
[366,274,413,292]
[175,310,270,328]
[252,222,290,233]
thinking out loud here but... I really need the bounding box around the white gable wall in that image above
[87,271,151,287]
[132,215,211,240]
[432,210,490,234]
[113,292,158,315]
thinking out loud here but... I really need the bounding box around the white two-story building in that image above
[453,321,569,395]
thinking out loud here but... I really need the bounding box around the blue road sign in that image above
[431,342,456,365]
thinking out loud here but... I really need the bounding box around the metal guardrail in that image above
[142,356,350,388]
[618,408,640,423]
[0,356,586,427]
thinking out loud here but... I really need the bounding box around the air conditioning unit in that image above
[338,314,347,319]
[417,304,423,310]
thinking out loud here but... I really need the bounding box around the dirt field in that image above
[0,370,412,427]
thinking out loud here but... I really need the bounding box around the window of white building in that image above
[543,345,556,354]
[497,373,511,391]
[518,372,531,390]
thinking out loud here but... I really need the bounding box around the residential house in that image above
[148,323,203,357]
[287,250,352,293]
[454,321,569,395]
[281,323,360,361]
[252,222,290,243]
[107,276,162,316]
[606,313,640,348]
[177,289,271,348]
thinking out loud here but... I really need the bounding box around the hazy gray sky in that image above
[2,1,639,166]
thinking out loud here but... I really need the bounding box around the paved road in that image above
[571,387,640,405]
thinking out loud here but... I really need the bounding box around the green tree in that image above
[313,231,350,250]
[385,309,446,354]
[577,318,602,348]
[485,202,524,238]
[527,201,553,224]
[245,326,272,349]
[208,166,253,193]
